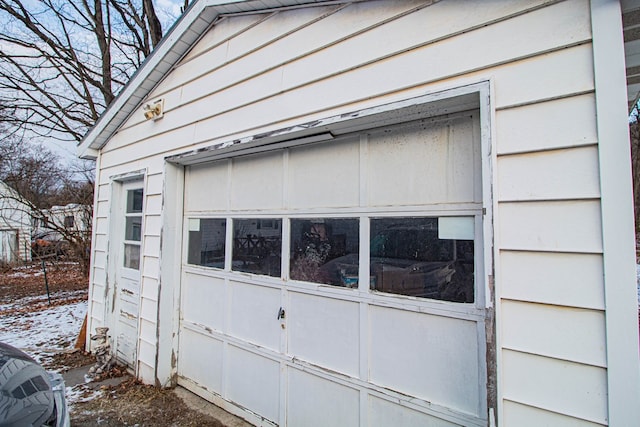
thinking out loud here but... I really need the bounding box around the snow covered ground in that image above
[0,291,87,364]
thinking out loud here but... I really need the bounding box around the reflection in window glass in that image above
[187,219,226,268]
[124,243,140,270]
[290,218,359,287]
[126,189,144,213]
[370,217,474,303]
[232,219,282,277]
[125,217,142,241]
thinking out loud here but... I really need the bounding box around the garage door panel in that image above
[369,395,463,427]
[229,281,281,350]
[369,306,481,416]
[288,135,360,208]
[178,328,223,394]
[182,272,225,332]
[231,151,284,210]
[287,368,360,427]
[288,292,360,377]
[367,115,479,206]
[227,346,280,424]
[185,162,228,211]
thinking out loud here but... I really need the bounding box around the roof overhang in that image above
[77,0,355,159]
[623,0,640,112]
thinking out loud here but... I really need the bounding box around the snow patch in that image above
[0,297,87,363]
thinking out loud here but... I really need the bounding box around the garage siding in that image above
[86,0,608,424]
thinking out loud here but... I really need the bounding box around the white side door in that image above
[114,182,144,368]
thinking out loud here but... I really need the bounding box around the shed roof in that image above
[78,0,640,159]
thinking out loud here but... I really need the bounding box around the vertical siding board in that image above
[590,1,640,424]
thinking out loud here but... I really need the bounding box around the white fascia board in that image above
[77,0,354,159]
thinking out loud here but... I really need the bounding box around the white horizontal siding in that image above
[141,255,160,279]
[140,297,158,323]
[182,13,267,62]
[141,277,159,301]
[146,173,164,196]
[503,400,605,427]
[497,145,600,201]
[498,200,603,253]
[102,0,592,166]
[499,251,604,310]
[501,350,608,425]
[142,235,161,257]
[501,300,606,367]
[496,94,598,155]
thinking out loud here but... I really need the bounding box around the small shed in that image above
[0,181,32,263]
[78,1,640,425]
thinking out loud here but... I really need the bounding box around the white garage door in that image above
[177,112,489,426]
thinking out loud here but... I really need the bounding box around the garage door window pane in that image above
[187,218,226,268]
[370,217,474,303]
[232,219,282,277]
[290,218,359,287]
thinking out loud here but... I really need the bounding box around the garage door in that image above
[177,112,490,426]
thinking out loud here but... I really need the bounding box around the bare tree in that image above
[0,136,94,274]
[0,0,185,143]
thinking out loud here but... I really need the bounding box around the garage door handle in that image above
[277,307,285,320]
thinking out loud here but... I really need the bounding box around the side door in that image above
[0,230,17,262]
[114,182,144,368]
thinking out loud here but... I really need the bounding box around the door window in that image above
[124,188,143,270]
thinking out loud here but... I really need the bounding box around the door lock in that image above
[277,307,285,320]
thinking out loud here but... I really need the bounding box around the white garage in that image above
[79,1,640,425]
